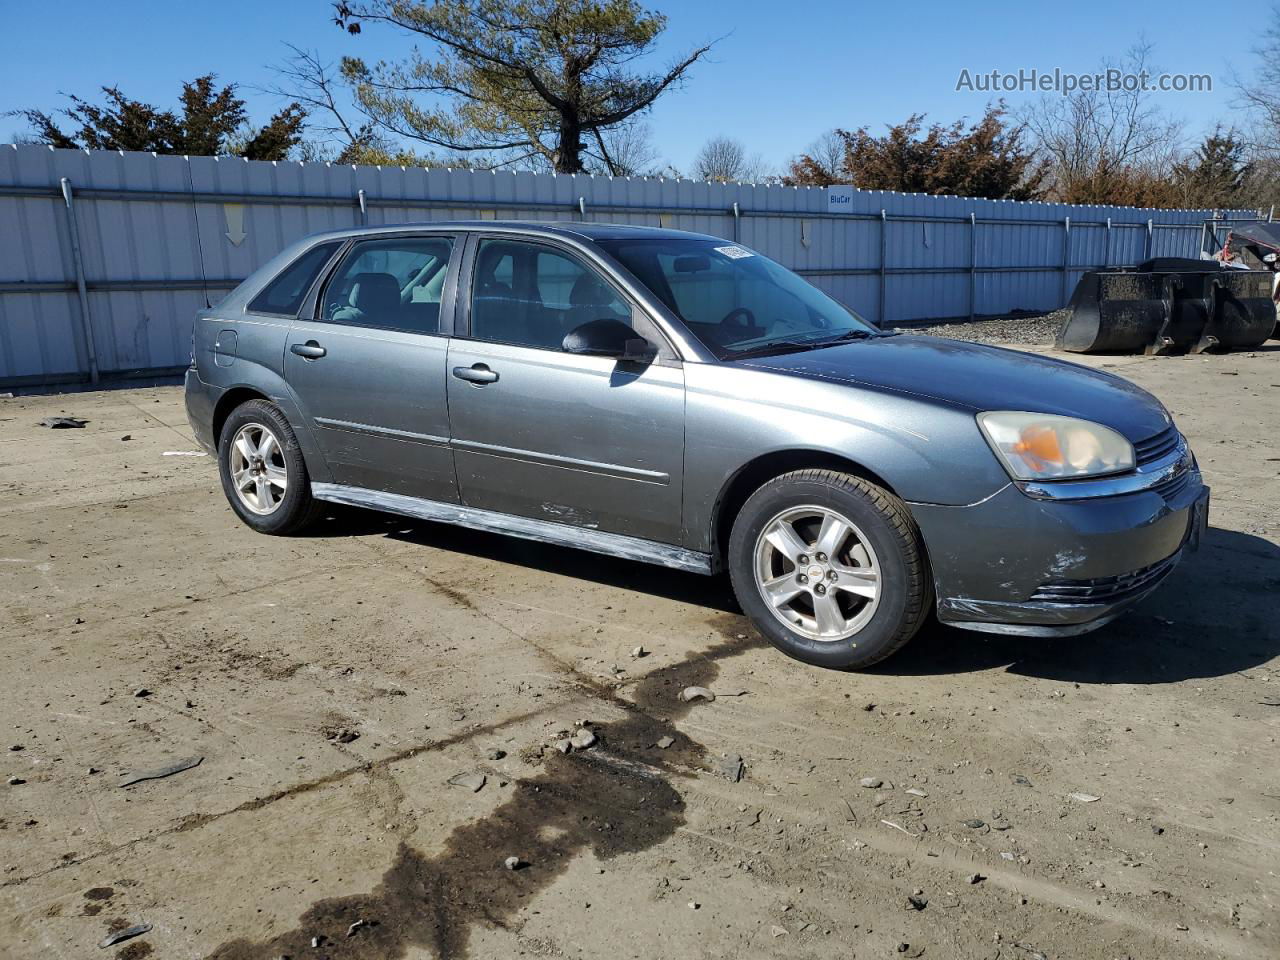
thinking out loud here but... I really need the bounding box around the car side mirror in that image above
[562,318,656,362]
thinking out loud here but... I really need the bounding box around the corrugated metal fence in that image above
[0,144,1260,387]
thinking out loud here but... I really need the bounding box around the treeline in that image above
[7,2,1278,213]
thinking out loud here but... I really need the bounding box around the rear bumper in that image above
[184,367,219,455]
[911,469,1207,637]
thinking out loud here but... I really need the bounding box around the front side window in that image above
[248,240,343,316]
[321,236,455,334]
[595,238,879,359]
[469,239,632,350]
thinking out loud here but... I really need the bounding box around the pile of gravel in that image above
[892,310,1068,346]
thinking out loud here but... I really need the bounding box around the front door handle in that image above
[452,363,499,385]
[291,340,327,360]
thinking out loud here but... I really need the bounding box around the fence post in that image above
[1104,217,1112,268]
[357,188,367,225]
[577,196,587,219]
[1145,219,1153,260]
[59,178,99,385]
[879,209,887,326]
[968,212,977,322]
[1060,216,1071,304]
[732,201,740,242]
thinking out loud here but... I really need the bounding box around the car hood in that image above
[734,335,1171,442]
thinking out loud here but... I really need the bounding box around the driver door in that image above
[445,236,686,544]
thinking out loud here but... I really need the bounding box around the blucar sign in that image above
[827,185,855,213]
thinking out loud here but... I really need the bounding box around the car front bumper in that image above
[910,466,1208,637]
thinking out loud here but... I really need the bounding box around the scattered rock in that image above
[962,818,986,829]
[859,777,883,789]
[555,739,573,755]
[7,776,25,786]
[40,416,87,429]
[907,893,929,910]
[346,919,367,937]
[446,772,487,792]
[905,787,928,798]
[1011,774,1032,787]
[716,754,745,782]
[98,924,151,948]
[570,728,597,750]
[8,745,23,752]
[630,646,647,658]
[487,749,507,760]
[770,925,789,937]
[504,856,522,870]
[656,735,675,749]
[120,435,132,441]
[1069,792,1101,803]
[324,727,359,744]
[687,901,700,910]
[133,688,151,698]
[967,873,985,884]
[679,686,715,703]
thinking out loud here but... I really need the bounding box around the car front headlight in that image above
[977,412,1135,481]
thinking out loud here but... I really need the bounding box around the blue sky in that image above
[0,0,1256,173]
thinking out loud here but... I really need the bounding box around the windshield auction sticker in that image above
[714,245,754,259]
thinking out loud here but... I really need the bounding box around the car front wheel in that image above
[727,469,932,669]
[217,399,321,535]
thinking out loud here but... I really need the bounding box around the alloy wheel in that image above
[228,422,288,515]
[753,504,882,641]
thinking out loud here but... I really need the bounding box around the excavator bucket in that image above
[1055,257,1277,354]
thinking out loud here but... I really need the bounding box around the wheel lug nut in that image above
[814,583,827,595]
[797,554,809,565]
[797,573,808,584]
[828,570,838,581]
[815,552,827,563]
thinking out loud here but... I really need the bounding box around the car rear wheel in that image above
[727,469,932,669]
[217,399,321,535]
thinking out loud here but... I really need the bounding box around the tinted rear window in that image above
[248,241,343,316]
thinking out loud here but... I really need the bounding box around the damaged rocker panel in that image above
[310,483,712,574]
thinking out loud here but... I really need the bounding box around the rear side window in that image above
[248,241,343,316]
[321,236,455,335]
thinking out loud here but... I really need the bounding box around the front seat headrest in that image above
[348,272,400,315]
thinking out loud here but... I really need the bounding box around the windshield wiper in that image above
[728,328,889,359]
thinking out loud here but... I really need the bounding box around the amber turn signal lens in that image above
[1013,425,1064,468]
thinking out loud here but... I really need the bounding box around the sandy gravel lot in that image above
[1,344,1277,960]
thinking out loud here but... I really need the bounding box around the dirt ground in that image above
[1,344,1277,960]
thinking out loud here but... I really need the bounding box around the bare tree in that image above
[1020,43,1183,205]
[693,135,770,183]
[589,121,662,176]
[1235,11,1280,159]
[786,129,844,185]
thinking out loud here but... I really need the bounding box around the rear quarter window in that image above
[248,241,343,316]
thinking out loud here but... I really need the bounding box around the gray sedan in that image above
[185,222,1209,669]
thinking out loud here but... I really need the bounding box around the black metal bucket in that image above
[1055,258,1276,354]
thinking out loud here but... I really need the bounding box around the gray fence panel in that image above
[0,144,1261,386]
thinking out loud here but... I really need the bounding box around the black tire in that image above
[217,399,322,535]
[727,469,932,670]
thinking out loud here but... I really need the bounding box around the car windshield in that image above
[595,237,881,358]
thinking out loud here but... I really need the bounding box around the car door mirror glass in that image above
[563,318,654,362]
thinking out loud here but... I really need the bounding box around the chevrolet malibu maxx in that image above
[185,222,1209,669]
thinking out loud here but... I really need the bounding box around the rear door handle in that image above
[291,340,327,360]
[452,363,499,385]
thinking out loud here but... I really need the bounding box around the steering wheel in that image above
[719,306,761,336]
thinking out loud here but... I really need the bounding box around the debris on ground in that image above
[570,727,597,750]
[907,893,929,911]
[346,920,368,937]
[324,727,359,744]
[447,772,487,792]
[715,753,745,782]
[39,416,88,429]
[679,686,715,703]
[8,776,26,785]
[630,646,647,658]
[504,856,523,870]
[486,749,507,760]
[555,739,573,754]
[770,925,789,937]
[1069,792,1101,803]
[98,924,151,948]
[894,312,1064,346]
[962,818,986,829]
[905,787,928,798]
[162,450,207,457]
[655,735,675,749]
[859,777,883,789]
[133,688,151,698]
[967,873,985,884]
[118,756,202,788]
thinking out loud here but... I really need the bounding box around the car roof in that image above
[302,220,721,245]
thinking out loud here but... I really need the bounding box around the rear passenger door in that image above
[284,234,461,500]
